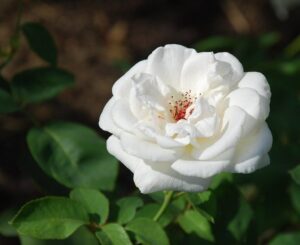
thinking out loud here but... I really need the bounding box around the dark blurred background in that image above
[0,0,299,124]
[0,0,299,244]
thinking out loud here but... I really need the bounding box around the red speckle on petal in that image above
[169,91,196,121]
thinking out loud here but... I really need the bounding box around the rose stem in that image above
[153,191,174,222]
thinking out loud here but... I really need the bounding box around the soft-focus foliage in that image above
[27,122,118,190]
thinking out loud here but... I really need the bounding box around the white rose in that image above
[99,44,272,194]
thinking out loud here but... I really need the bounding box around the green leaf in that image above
[116,197,143,225]
[12,67,74,104]
[285,35,300,57]
[22,22,57,65]
[96,223,132,245]
[27,121,118,191]
[187,192,215,223]
[200,191,217,223]
[70,188,109,224]
[96,230,112,245]
[20,226,99,245]
[135,204,175,227]
[278,59,300,75]
[171,195,186,211]
[0,88,19,113]
[69,226,100,245]
[178,210,214,242]
[10,197,89,239]
[126,218,169,245]
[289,182,300,214]
[227,197,253,240]
[210,172,233,190]
[188,191,212,205]
[290,165,300,185]
[20,236,59,245]
[148,192,164,203]
[0,208,18,237]
[269,232,300,245]
[258,32,280,48]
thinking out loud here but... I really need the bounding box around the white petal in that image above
[180,52,214,92]
[166,121,196,138]
[188,97,214,122]
[207,60,235,88]
[107,135,210,193]
[131,73,170,111]
[111,99,137,133]
[238,72,271,100]
[146,44,196,89]
[231,123,272,173]
[196,106,247,160]
[234,154,270,173]
[133,161,211,193]
[227,87,270,120]
[171,159,230,178]
[106,135,140,173]
[194,114,219,138]
[129,73,176,120]
[173,123,272,178]
[120,132,181,162]
[129,88,148,119]
[215,52,244,82]
[137,124,184,148]
[112,60,147,99]
[99,98,122,136]
[205,85,229,107]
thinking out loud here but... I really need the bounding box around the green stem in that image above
[173,191,185,199]
[185,194,197,210]
[88,222,101,233]
[153,191,174,222]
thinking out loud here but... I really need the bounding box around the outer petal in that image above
[112,60,147,99]
[230,122,272,173]
[194,106,247,160]
[227,87,270,120]
[233,154,270,173]
[215,52,244,83]
[171,158,231,178]
[107,136,211,194]
[111,99,137,133]
[106,135,139,173]
[146,44,196,89]
[99,98,122,136]
[238,72,271,100]
[133,161,211,193]
[120,132,182,162]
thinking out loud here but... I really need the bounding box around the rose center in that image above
[168,90,197,121]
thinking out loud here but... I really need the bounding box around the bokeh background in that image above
[0,0,300,244]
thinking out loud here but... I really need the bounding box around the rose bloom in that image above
[99,44,272,194]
